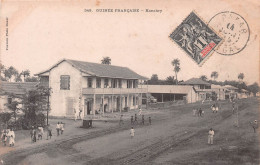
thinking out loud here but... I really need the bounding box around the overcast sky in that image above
[0,0,259,84]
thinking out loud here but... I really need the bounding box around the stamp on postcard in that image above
[208,11,250,56]
[169,12,222,66]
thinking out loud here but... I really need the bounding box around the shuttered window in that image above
[60,75,70,90]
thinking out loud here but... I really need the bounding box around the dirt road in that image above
[1,98,259,165]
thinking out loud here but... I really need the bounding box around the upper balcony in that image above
[82,88,147,95]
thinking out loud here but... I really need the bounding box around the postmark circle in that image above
[208,11,250,55]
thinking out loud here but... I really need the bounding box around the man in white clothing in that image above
[208,128,214,145]
[130,127,135,139]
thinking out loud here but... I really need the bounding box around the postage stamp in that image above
[208,11,250,56]
[169,11,222,66]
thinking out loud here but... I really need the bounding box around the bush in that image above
[0,112,11,125]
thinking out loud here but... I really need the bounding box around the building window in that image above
[104,78,109,88]
[7,97,12,104]
[96,78,101,88]
[60,75,70,90]
[127,80,130,88]
[88,78,93,88]
[118,79,122,88]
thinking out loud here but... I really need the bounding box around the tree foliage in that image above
[171,59,181,84]
[200,75,208,81]
[101,57,111,65]
[238,73,244,81]
[22,86,51,127]
[210,71,219,80]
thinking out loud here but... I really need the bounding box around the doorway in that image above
[84,99,93,115]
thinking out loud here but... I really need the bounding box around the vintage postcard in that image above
[0,0,259,165]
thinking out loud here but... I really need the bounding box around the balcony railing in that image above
[82,88,147,95]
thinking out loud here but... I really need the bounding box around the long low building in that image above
[143,85,196,103]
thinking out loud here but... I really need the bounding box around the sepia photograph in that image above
[0,0,259,164]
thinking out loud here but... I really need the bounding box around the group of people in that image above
[1,128,15,147]
[130,114,151,125]
[211,104,219,113]
[193,108,204,117]
[30,125,52,142]
[56,122,65,136]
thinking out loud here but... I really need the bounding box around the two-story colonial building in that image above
[36,59,147,118]
[180,78,211,101]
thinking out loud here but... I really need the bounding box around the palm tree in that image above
[200,75,208,81]
[238,73,244,82]
[101,57,111,65]
[171,59,181,84]
[21,70,30,82]
[210,71,218,81]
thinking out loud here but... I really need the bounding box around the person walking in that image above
[208,128,214,145]
[149,116,151,125]
[142,115,145,125]
[46,124,52,140]
[8,128,15,147]
[119,115,124,126]
[130,127,135,139]
[56,122,60,136]
[60,122,65,135]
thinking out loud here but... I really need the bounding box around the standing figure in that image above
[232,102,235,114]
[208,128,214,145]
[8,129,15,147]
[74,109,77,121]
[47,124,52,140]
[119,115,124,126]
[30,126,34,141]
[1,129,7,146]
[211,104,216,113]
[134,114,138,124]
[131,116,134,125]
[60,122,65,135]
[142,115,145,125]
[130,127,135,139]
[198,108,202,117]
[193,108,197,116]
[250,120,258,133]
[138,108,142,116]
[149,117,152,125]
[38,126,44,140]
[56,122,60,136]
[32,127,37,142]
[215,105,219,113]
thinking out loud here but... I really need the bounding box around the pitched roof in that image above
[0,81,38,95]
[144,85,194,94]
[36,59,148,80]
[180,78,210,85]
[224,85,238,90]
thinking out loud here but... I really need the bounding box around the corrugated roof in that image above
[180,78,210,85]
[145,85,194,94]
[224,85,238,90]
[0,81,38,95]
[36,59,148,80]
